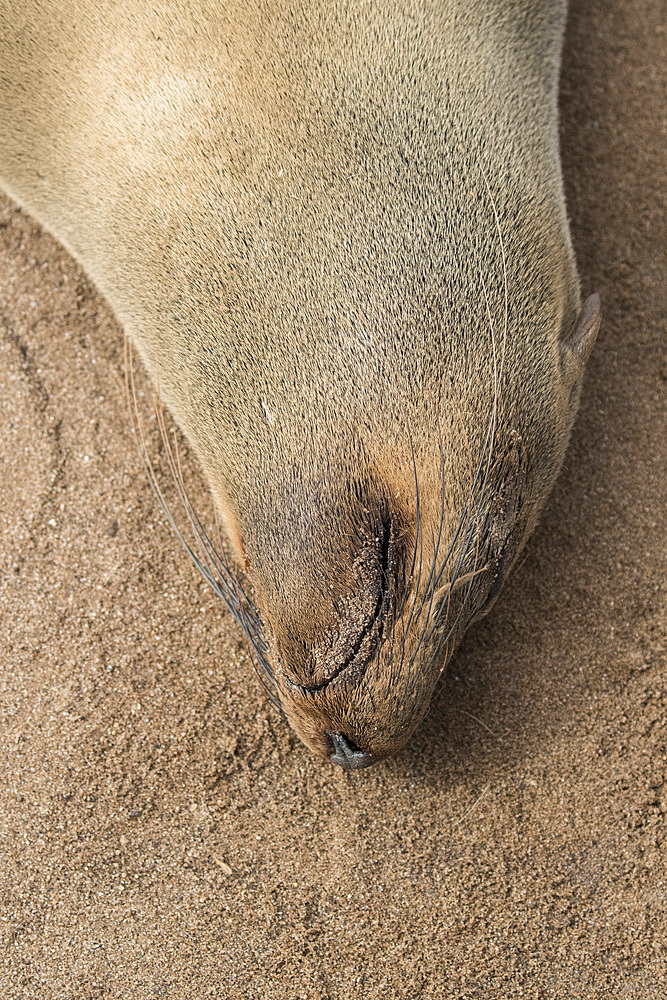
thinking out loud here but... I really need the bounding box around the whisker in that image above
[452,708,501,740]
[391,437,422,688]
[167,423,257,615]
[413,425,447,623]
[409,168,511,662]
[397,435,421,619]
[123,339,280,710]
[404,429,449,673]
[396,456,424,685]
[431,562,490,606]
[459,167,509,609]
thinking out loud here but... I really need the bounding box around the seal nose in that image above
[329,733,375,770]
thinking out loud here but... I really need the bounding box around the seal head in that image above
[0,1,601,766]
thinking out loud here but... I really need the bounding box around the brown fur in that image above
[0,1,600,764]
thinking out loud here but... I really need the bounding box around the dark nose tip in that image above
[329,733,375,770]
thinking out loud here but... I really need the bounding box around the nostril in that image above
[328,732,375,770]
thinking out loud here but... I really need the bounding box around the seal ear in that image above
[560,293,601,384]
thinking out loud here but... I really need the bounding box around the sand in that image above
[1,1,665,997]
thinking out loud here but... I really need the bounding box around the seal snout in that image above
[328,733,375,770]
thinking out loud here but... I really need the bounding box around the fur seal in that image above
[0,1,600,768]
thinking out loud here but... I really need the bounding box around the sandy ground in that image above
[1,2,665,997]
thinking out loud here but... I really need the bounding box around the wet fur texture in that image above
[0,1,599,762]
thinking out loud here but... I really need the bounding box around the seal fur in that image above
[0,0,600,765]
